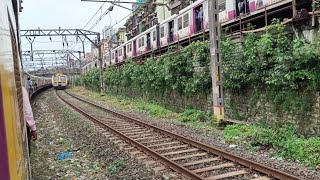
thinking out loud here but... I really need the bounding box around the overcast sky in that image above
[20,0,134,69]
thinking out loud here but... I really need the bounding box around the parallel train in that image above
[0,0,51,179]
[82,0,288,72]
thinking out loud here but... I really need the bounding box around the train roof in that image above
[132,25,157,39]
[24,72,51,80]
[159,14,178,25]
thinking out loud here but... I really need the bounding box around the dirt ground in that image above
[30,90,153,180]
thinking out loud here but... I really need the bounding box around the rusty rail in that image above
[56,91,204,179]
[61,90,303,180]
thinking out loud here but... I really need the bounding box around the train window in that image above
[183,13,189,28]
[178,17,183,30]
[54,77,59,81]
[160,26,164,38]
[60,76,66,81]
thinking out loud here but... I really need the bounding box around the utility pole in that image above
[208,0,224,121]
[66,51,71,84]
[97,33,105,95]
[81,39,86,58]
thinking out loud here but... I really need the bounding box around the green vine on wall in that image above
[76,20,320,119]
[102,41,212,98]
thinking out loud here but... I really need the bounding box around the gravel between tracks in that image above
[69,89,320,180]
[30,90,154,180]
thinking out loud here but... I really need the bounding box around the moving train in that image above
[0,0,52,179]
[52,73,68,90]
[82,0,287,73]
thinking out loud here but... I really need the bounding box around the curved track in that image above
[56,90,302,180]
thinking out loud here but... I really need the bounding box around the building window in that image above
[142,37,145,46]
[183,13,189,28]
[178,17,183,30]
[160,26,165,38]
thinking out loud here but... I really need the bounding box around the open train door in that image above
[115,50,118,63]
[156,24,160,47]
[133,41,136,56]
[123,46,127,60]
[194,4,204,33]
[168,20,174,42]
[147,33,151,51]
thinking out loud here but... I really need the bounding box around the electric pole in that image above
[209,0,224,121]
[97,33,105,95]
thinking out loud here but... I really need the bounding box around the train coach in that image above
[24,73,52,95]
[0,0,52,179]
[83,0,290,72]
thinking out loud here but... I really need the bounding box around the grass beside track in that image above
[71,86,179,119]
[70,86,320,169]
[224,125,320,168]
[70,86,218,131]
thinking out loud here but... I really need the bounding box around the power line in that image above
[88,0,119,31]
[83,2,106,29]
[69,2,106,49]
[71,0,120,50]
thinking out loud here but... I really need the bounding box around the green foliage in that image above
[77,20,320,122]
[103,41,211,98]
[224,125,320,167]
[75,68,100,91]
[266,90,314,114]
[71,86,179,119]
[137,103,175,117]
[108,159,126,174]
[222,20,320,91]
[283,137,320,167]
[178,109,211,123]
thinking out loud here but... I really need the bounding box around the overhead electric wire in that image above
[69,2,107,49]
[73,0,149,52]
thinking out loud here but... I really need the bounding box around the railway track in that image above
[56,90,302,180]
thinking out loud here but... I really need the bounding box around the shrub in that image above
[178,109,211,123]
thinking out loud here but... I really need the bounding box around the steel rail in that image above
[63,90,303,180]
[56,91,204,180]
